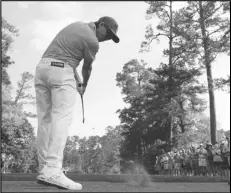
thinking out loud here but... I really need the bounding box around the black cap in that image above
[98,16,120,43]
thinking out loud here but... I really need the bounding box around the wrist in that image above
[82,82,87,87]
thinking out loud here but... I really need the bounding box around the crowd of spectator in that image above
[154,137,230,176]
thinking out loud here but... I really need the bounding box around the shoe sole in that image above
[37,177,82,190]
[37,178,68,190]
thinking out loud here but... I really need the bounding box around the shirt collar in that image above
[88,22,96,34]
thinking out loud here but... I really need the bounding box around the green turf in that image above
[2,181,230,192]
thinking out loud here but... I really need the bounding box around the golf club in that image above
[74,69,85,123]
[80,94,85,123]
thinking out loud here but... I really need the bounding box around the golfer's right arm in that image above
[82,40,99,88]
[82,58,93,87]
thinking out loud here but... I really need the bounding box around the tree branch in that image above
[204,4,223,21]
[142,32,170,50]
[172,56,181,65]
[161,8,170,19]
[165,4,170,8]
[222,28,230,39]
[208,26,228,37]
[154,33,170,39]
[192,19,200,23]
[209,53,218,63]
[195,1,201,14]
[14,80,26,104]
[172,34,180,39]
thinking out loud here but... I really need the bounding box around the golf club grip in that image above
[74,68,82,84]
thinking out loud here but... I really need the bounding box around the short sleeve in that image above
[83,40,99,62]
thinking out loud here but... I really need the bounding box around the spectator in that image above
[154,155,161,175]
[173,151,182,176]
[220,141,227,176]
[197,144,207,176]
[166,152,174,176]
[206,142,214,176]
[184,149,192,176]
[222,139,230,177]
[180,149,187,176]
[212,143,223,176]
[154,140,230,176]
[224,137,230,185]
[163,153,169,175]
[226,137,230,167]
[189,146,199,176]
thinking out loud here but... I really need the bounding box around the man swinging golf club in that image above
[34,16,119,190]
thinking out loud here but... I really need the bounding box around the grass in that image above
[2,181,230,192]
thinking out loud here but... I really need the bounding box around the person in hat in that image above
[34,16,119,190]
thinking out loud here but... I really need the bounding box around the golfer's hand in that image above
[76,83,86,95]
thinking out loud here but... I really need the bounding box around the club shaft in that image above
[81,94,85,123]
[73,69,85,123]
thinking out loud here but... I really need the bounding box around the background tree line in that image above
[2,17,38,173]
[1,1,230,174]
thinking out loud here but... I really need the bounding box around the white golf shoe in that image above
[37,166,82,190]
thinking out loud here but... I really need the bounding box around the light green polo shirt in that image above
[42,22,99,68]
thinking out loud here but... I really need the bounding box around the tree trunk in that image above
[168,1,173,140]
[199,1,217,144]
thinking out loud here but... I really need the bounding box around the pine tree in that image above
[177,1,230,144]
[141,1,206,143]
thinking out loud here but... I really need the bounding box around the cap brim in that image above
[108,28,120,43]
[112,33,119,43]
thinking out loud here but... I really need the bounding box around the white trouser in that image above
[34,58,77,170]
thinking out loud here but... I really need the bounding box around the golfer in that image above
[34,16,119,190]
